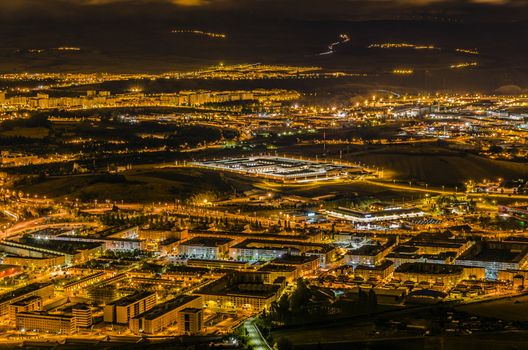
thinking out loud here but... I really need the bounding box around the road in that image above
[365,179,528,200]
[244,318,271,350]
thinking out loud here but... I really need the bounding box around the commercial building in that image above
[326,206,425,223]
[162,265,212,283]
[33,226,144,252]
[405,232,473,257]
[386,250,457,268]
[0,283,54,316]
[186,259,252,271]
[129,295,202,335]
[271,254,320,276]
[178,237,233,260]
[96,225,139,239]
[0,240,102,266]
[394,262,484,288]
[196,272,284,313]
[16,312,76,335]
[62,272,107,294]
[188,229,323,244]
[104,291,157,324]
[72,304,93,328]
[345,242,395,266]
[179,308,204,335]
[258,264,299,283]
[455,241,528,280]
[230,239,334,267]
[193,156,359,183]
[2,254,65,269]
[353,260,395,281]
[9,296,42,322]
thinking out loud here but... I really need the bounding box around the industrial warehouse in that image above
[192,156,361,183]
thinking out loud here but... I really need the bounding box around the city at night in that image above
[1,0,528,349]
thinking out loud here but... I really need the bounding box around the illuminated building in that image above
[386,251,456,268]
[258,264,298,283]
[187,230,322,244]
[96,225,139,239]
[271,254,320,276]
[345,242,395,266]
[72,304,93,328]
[2,254,65,269]
[179,308,203,335]
[161,265,212,283]
[16,312,76,335]
[193,156,359,183]
[353,260,395,281]
[230,239,334,267]
[0,283,54,316]
[186,258,252,270]
[129,295,202,335]
[326,206,425,223]
[177,237,233,260]
[62,272,106,294]
[394,262,484,288]
[195,272,284,313]
[104,291,157,324]
[0,240,102,266]
[455,242,528,280]
[9,296,42,322]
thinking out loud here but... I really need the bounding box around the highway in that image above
[365,179,528,200]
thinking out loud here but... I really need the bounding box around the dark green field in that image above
[15,167,256,203]
[283,143,528,186]
[16,166,426,203]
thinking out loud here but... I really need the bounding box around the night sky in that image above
[1,0,528,92]
[2,0,528,21]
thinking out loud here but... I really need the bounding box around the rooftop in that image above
[10,295,42,307]
[232,239,332,253]
[107,291,155,307]
[180,237,232,247]
[272,254,319,265]
[133,295,200,321]
[395,262,464,275]
[347,244,387,256]
[457,241,528,263]
[0,283,52,305]
[355,260,394,271]
[258,264,297,273]
[16,238,102,255]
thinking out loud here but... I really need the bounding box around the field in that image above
[15,165,428,203]
[456,295,528,322]
[0,127,49,139]
[347,146,528,185]
[283,144,528,186]
[15,167,257,203]
[257,179,420,202]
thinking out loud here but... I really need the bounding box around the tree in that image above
[289,279,310,311]
[276,337,294,350]
[368,289,378,313]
